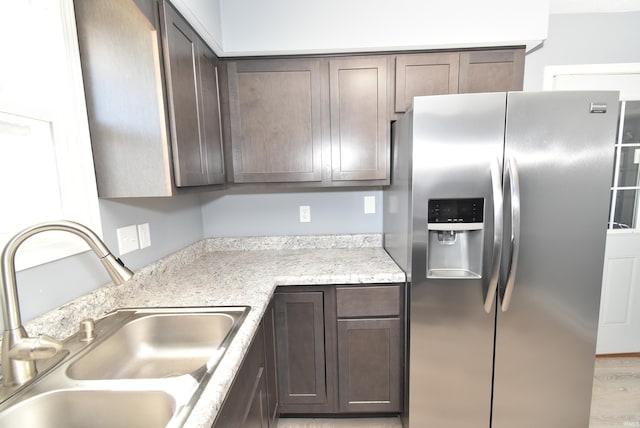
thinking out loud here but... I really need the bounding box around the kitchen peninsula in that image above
[19,234,405,427]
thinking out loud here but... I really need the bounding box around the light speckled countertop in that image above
[21,234,405,427]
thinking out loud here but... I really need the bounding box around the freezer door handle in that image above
[501,156,521,312]
[484,158,503,313]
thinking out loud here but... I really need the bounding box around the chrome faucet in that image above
[0,220,134,386]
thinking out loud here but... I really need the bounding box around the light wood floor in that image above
[590,356,640,427]
[278,357,640,428]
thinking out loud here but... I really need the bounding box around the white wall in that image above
[5,195,204,329]
[173,0,224,53]
[99,196,205,270]
[219,0,548,55]
[201,189,383,237]
[524,12,640,91]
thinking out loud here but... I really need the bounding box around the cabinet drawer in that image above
[336,285,401,318]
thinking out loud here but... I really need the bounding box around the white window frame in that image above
[543,63,640,235]
[543,63,640,100]
[0,0,102,271]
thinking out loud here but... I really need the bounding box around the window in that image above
[0,0,101,270]
[544,63,640,231]
[609,101,640,229]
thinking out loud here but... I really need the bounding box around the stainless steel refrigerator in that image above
[383,91,619,427]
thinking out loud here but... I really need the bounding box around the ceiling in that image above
[550,0,640,14]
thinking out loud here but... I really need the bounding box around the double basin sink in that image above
[0,306,249,427]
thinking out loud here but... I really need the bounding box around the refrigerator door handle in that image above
[501,156,521,312]
[484,157,503,313]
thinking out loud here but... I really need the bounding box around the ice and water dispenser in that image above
[427,198,484,279]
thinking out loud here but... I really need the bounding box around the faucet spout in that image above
[0,220,133,386]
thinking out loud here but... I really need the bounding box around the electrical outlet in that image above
[116,225,139,255]
[364,195,376,214]
[300,205,311,223]
[138,223,151,248]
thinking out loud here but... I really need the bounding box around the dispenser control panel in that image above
[426,198,485,279]
[428,198,484,224]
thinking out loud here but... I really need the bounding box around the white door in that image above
[545,64,640,354]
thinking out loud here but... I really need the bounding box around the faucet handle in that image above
[8,335,63,360]
[78,318,96,342]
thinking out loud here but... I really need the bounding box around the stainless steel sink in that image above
[0,306,249,427]
[68,312,238,380]
[0,389,175,428]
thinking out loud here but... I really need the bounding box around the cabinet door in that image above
[395,53,460,113]
[161,2,207,186]
[458,48,525,94]
[74,0,174,197]
[242,367,268,428]
[161,1,225,187]
[329,57,389,183]
[198,43,226,185]
[274,291,328,410]
[337,318,402,413]
[263,299,279,426]
[228,59,324,183]
[213,324,269,428]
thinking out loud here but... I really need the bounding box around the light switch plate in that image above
[138,223,151,248]
[116,225,139,255]
[300,205,311,223]
[364,196,376,214]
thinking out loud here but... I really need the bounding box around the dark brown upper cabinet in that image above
[458,48,525,93]
[329,57,390,183]
[160,0,225,187]
[225,48,523,188]
[74,0,176,197]
[198,45,227,185]
[75,0,226,197]
[394,48,524,113]
[77,2,524,196]
[227,59,324,184]
[227,56,390,186]
[394,52,460,113]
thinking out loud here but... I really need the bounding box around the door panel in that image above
[274,291,327,407]
[409,93,506,427]
[198,45,225,185]
[492,91,619,428]
[598,234,640,353]
[602,257,634,324]
[228,59,324,183]
[337,318,402,413]
[459,49,524,94]
[162,3,207,186]
[599,100,640,353]
[329,57,389,182]
[394,53,459,112]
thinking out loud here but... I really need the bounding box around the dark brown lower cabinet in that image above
[262,299,279,426]
[337,318,402,413]
[213,311,278,427]
[212,323,268,427]
[274,287,338,414]
[274,284,403,416]
[335,285,403,414]
[215,284,403,425]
